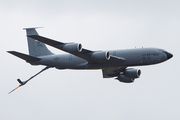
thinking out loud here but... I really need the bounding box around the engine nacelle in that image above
[63,43,82,52]
[91,51,110,60]
[117,75,134,83]
[124,68,141,78]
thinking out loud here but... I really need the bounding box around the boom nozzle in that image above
[9,85,20,94]
[8,79,28,94]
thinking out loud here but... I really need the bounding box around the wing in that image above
[102,67,126,78]
[28,35,125,63]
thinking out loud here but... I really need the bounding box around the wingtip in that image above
[7,51,14,54]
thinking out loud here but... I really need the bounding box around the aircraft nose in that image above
[164,51,173,59]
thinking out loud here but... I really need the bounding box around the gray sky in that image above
[1,0,180,120]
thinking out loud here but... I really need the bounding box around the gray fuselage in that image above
[32,48,172,70]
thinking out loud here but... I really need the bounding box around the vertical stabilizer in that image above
[24,28,53,57]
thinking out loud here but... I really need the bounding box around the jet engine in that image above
[117,75,134,83]
[63,43,82,52]
[91,51,110,60]
[124,68,141,78]
[116,68,141,83]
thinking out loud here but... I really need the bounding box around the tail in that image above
[24,27,53,57]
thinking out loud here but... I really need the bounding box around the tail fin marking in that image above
[24,28,53,57]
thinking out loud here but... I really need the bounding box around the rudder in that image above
[24,27,53,57]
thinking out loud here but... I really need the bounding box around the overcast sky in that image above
[1,0,180,120]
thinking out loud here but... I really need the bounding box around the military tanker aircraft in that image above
[8,28,173,93]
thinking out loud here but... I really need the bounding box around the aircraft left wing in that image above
[28,35,125,63]
[28,35,95,62]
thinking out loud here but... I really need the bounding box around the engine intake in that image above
[124,68,141,78]
[92,51,110,60]
[63,43,82,52]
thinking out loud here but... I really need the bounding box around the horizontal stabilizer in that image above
[7,51,41,61]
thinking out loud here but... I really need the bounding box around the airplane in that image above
[8,27,173,94]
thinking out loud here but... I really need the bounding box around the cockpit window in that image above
[162,49,167,52]
[159,49,166,52]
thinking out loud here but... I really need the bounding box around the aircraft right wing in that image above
[28,35,125,63]
[102,67,126,78]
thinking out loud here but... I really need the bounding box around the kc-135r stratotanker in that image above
[8,28,173,93]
